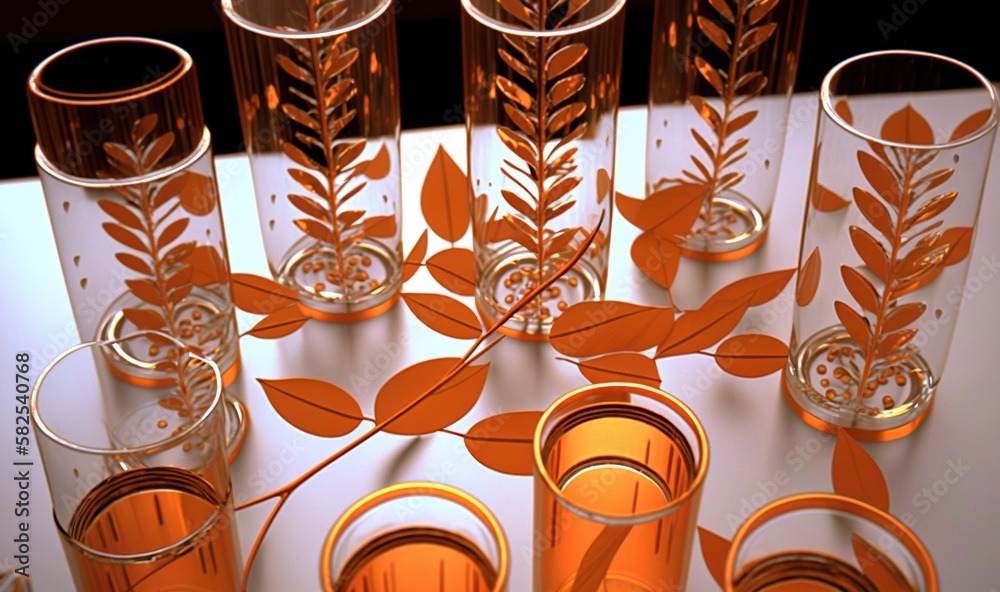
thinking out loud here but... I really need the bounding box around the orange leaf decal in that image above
[941,226,973,266]
[375,358,490,435]
[122,308,166,331]
[852,534,912,592]
[832,428,890,512]
[841,266,880,314]
[361,214,397,238]
[834,99,854,125]
[550,302,674,357]
[883,302,925,333]
[98,200,143,230]
[257,378,363,437]
[857,151,900,208]
[463,411,542,476]
[631,231,681,290]
[566,353,661,388]
[401,293,481,339]
[834,301,871,353]
[177,172,217,216]
[421,146,469,242]
[712,334,788,377]
[657,296,751,358]
[401,229,428,282]
[812,183,850,212]
[246,304,310,339]
[704,268,796,310]
[357,144,391,179]
[615,191,644,227]
[950,108,992,142]
[852,187,895,241]
[796,247,821,307]
[849,226,889,282]
[231,273,299,314]
[186,245,227,287]
[426,248,476,296]
[596,168,611,203]
[698,527,732,588]
[881,104,934,145]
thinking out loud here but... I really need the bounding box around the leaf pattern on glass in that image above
[489,0,595,319]
[279,0,394,298]
[98,113,230,424]
[795,246,821,307]
[832,105,976,412]
[649,0,780,241]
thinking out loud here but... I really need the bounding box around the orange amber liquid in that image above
[62,467,240,592]
[333,527,499,592]
[537,403,699,592]
[733,552,884,592]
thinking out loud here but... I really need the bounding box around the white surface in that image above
[1,98,999,591]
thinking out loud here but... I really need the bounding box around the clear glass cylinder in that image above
[725,493,937,591]
[784,51,999,441]
[461,0,625,340]
[321,482,509,591]
[532,382,709,591]
[646,0,808,261]
[30,332,242,592]
[223,0,403,322]
[27,37,247,459]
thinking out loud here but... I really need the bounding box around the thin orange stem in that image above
[235,215,604,589]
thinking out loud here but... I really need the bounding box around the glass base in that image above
[554,575,658,592]
[679,194,767,262]
[475,250,603,341]
[98,289,240,387]
[783,326,936,441]
[277,236,401,322]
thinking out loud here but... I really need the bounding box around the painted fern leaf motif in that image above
[828,105,980,413]
[659,0,779,239]
[100,113,227,420]
[279,0,392,297]
[493,0,592,318]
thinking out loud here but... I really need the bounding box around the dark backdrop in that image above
[1,0,993,180]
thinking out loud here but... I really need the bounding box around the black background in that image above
[0,0,993,180]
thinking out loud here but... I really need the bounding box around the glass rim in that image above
[319,481,510,592]
[532,382,710,525]
[724,492,938,590]
[221,0,393,40]
[820,49,1000,151]
[28,37,191,106]
[57,481,231,563]
[460,0,626,38]
[30,330,224,456]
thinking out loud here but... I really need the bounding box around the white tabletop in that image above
[2,96,999,591]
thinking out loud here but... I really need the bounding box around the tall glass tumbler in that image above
[223,0,403,322]
[31,331,242,591]
[725,493,936,591]
[27,37,247,458]
[462,0,625,340]
[785,51,999,441]
[321,482,509,591]
[646,0,808,261]
[533,382,709,591]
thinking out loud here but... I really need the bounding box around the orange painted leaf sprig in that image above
[99,113,230,420]
[231,273,310,339]
[818,106,983,414]
[278,0,395,301]
[234,212,605,591]
[551,267,795,386]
